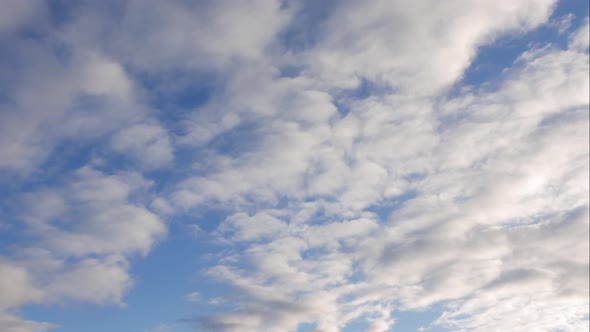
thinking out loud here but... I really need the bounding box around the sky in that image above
[0,1,588,331]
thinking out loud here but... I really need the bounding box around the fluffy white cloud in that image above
[0,0,45,34]
[0,261,43,310]
[111,123,173,169]
[299,0,556,92]
[55,0,292,72]
[0,47,144,173]
[21,167,165,257]
[0,3,178,174]
[570,17,590,50]
[176,5,588,331]
[0,167,165,329]
[0,313,54,332]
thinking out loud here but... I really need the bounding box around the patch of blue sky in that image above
[132,69,214,131]
[0,219,29,256]
[341,319,371,332]
[336,304,449,332]
[392,305,450,332]
[47,0,80,27]
[279,0,339,53]
[331,78,396,117]
[278,65,304,78]
[297,322,318,332]
[178,208,229,234]
[205,122,263,158]
[48,0,128,28]
[366,190,418,223]
[349,78,395,100]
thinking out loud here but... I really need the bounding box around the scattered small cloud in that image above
[185,292,202,303]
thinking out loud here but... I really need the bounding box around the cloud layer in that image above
[0,1,588,331]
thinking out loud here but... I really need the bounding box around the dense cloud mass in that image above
[0,1,588,331]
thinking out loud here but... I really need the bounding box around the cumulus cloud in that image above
[0,261,43,310]
[171,3,588,331]
[21,167,165,257]
[52,0,292,73]
[569,17,590,50]
[0,167,165,328]
[298,0,557,92]
[111,123,174,169]
[0,45,142,173]
[0,313,54,332]
[0,0,45,34]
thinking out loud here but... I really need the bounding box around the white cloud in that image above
[185,292,202,303]
[57,0,292,72]
[0,313,55,332]
[0,166,166,329]
[299,0,557,92]
[177,9,588,331]
[46,255,132,305]
[0,48,145,173]
[218,212,287,242]
[0,0,45,34]
[0,261,43,310]
[0,1,587,331]
[22,167,166,257]
[569,17,590,50]
[549,13,575,34]
[111,123,174,169]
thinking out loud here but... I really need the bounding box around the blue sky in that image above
[0,1,589,332]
